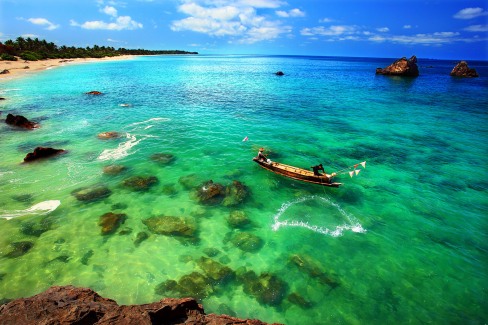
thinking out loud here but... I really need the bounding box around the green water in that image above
[0,55,487,324]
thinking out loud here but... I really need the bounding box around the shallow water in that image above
[1,55,487,324]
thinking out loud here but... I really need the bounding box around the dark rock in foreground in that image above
[6,113,38,129]
[0,285,279,325]
[450,61,479,77]
[376,55,419,77]
[23,147,65,162]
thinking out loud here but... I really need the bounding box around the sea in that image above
[0,55,487,324]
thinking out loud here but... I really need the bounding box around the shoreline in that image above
[0,55,135,81]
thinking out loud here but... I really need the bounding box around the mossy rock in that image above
[71,184,111,202]
[289,254,340,288]
[178,173,202,190]
[4,241,34,258]
[122,176,158,191]
[222,180,249,206]
[195,180,225,205]
[162,184,178,196]
[103,164,127,175]
[238,270,288,306]
[227,210,251,229]
[150,153,175,165]
[155,272,213,300]
[134,231,149,247]
[287,292,313,308]
[143,215,197,238]
[20,215,55,237]
[197,256,235,284]
[230,232,263,252]
[98,212,127,235]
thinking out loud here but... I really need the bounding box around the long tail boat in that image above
[252,157,342,187]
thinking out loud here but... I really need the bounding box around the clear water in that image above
[1,55,487,324]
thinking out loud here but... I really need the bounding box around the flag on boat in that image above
[347,161,366,178]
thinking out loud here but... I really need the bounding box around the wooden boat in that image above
[252,157,342,187]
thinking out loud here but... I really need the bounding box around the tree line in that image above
[0,37,198,61]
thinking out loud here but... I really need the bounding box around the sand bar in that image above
[0,55,135,81]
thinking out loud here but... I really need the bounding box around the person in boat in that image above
[311,164,325,176]
[257,148,268,162]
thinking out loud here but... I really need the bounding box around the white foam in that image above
[271,195,366,237]
[97,133,141,161]
[0,200,61,220]
[129,117,170,126]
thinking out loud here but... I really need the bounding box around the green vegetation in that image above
[0,37,198,61]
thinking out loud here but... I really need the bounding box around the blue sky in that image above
[1,0,487,60]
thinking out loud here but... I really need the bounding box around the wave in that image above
[97,133,141,161]
[0,200,61,220]
[129,117,170,126]
[271,195,366,237]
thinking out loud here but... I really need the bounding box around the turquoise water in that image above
[0,55,487,324]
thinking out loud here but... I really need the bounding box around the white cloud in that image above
[171,0,291,44]
[376,27,389,33]
[71,16,143,30]
[102,6,118,17]
[27,17,59,30]
[453,7,488,19]
[276,8,305,18]
[319,18,333,23]
[300,25,358,37]
[403,25,412,29]
[464,24,488,32]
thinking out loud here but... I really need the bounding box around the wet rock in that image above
[287,292,312,309]
[197,256,235,284]
[0,69,10,74]
[4,241,34,258]
[376,55,419,76]
[71,184,111,202]
[98,212,127,235]
[228,210,251,229]
[23,147,65,162]
[103,165,127,175]
[223,180,249,206]
[290,254,339,288]
[0,285,279,325]
[238,270,288,306]
[150,153,175,165]
[143,215,197,238]
[122,175,158,191]
[230,232,263,252]
[5,114,38,129]
[450,61,479,77]
[80,249,94,265]
[97,131,121,140]
[195,180,225,205]
[275,71,284,76]
[86,91,102,95]
[134,231,149,246]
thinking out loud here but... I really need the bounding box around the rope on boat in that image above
[331,161,366,177]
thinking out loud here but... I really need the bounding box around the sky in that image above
[0,0,487,60]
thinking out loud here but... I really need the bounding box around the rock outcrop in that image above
[98,131,121,139]
[275,71,284,76]
[0,285,278,325]
[376,56,419,77]
[5,113,38,129]
[23,147,65,162]
[450,61,479,77]
[86,90,102,95]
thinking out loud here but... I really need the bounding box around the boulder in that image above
[223,180,249,206]
[102,164,127,175]
[450,61,479,77]
[238,270,288,307]
[23,147,65,162]
[230,232,263,252]
[0,285,279,325]
[0,69,9,74]
[122,176,159,191]
[86,91,102,95]
[5,113,38,129]
[197,257,235,284]
[71,184,112,202]
[376,55,419,76]
[228,210,251,229]
[143,215,197,238]
[98,212,127,235]
[97,131,121,139]
[195,180,225,205]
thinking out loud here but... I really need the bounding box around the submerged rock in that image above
[230,232,263,252]
[122,176,159,191]
[150,153,175,165]
[228,210,251,229]
[71,184,112,202]
[80,249,94,265]
[97,131,121,140]
[155,272,213,300]
[102,164,127,175]
[290,254,340,288]
[4,241,34,258]
[179,173,203,189]
[450,61,479,77]
[376,55,419,77]
[86,91,102,95]
[223,180,249,206]
[98,212,127,235]
[287,292,313,309]
[5,114,38,129]
[195,180,225,205]
[143,215,197,238]
[0,285,278,325]
[134,231,149,246]
[197,257,235,284]
[238,270,288,306]
[23,147,65,162]
[20,216,54,237]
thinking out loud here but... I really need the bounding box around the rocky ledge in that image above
[450,61,479,77]
[0,285,280,325]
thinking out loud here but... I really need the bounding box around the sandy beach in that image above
[0,55,135,80]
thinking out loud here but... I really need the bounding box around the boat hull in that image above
[253,158,342,187]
